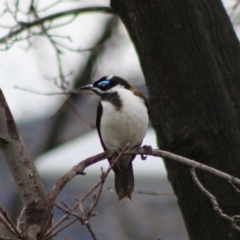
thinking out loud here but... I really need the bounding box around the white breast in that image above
[100,89,149,150]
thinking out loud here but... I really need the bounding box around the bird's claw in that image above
[142,145,152,152]
[141,145,153,160]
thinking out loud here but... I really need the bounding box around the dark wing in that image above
[97,101,118,171]
[96,101,107,151]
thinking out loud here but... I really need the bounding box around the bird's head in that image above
[79,75,131,96]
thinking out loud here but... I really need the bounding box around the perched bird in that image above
[80,75,149,200]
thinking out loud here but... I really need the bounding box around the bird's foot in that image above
[142,145,153,152]
[141,145,153,160]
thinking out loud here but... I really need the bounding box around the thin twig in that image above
[0,206,23,238]
[229,180,240,194]
[16,206,25,231]
[133,190,174,196]
[14,86,68,95]
[190,168,240,232]
[42,219,78,240]
[14,86,95,127]
[48,151,111,201]
[54,203,82,222]
[38,213,53,240]
[0,6,113,44]
[42,214,69,240]
[89,144,129,213]
[108,187,174,196]
[38,0,79,12]
[86,223,97,240]
[230,0,240,18]
[0,237,14,240]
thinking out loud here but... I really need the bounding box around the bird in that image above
[80,75,149,201]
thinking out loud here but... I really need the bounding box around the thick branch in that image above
[0,89,52,239]
[0,6,113,43]
[0,89,46,205]
[49,146,240,201]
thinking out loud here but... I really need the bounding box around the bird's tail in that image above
[113,156,134,201]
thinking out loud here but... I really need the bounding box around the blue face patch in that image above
[97,80,110,87]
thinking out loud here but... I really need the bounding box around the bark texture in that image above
[0,90,52,239]
[111,0,240,239]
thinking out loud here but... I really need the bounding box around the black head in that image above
[80,75,131,96]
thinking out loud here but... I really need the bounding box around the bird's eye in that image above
[98,80,110,87]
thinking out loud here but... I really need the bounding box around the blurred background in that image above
[0,0,239,239]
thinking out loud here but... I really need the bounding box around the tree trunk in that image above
[111,0,240,239]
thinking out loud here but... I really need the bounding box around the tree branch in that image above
[0,206,22,239]
[190,168,240,232]
[43,145,128,240]
[0,6,113,44]
[0,89,46,205]
[108,187,174,196]
[49,146,240,201]
[0,89,52,239]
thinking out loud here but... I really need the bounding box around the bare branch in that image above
[38,213,53,240]
[49,151,111,201]
[16,206,25,231]
[14,85,95,127]
[0,6,113,44]
[0,237,14,240]
[230,0,240,18]
[0,89,52,239]
[38,0,83,13]
[108,187,174,196]
[49,146,240,201]
[89,144,130,212]
[229,180,240,194]
[0,206,22,238]
[0,89,46,204]
[41,214,69,240]
[47,146,129,240]
[133,190,174,196]
[85,223,97,240]
[190,168,240,232]
[14,86,68,95]
[42,218,78,240]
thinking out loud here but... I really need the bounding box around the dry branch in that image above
[0,89,45,205]
[0,6,113,44]
[49,151,111,201]
[190,168,240,232]
[0,206,22,238]
[108,187,174,196]
[49,146,240,201]
[47,146,129,240]
[0,89,52,240]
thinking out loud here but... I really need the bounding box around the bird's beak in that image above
[79,84,95,94]
[79,84,93,91]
